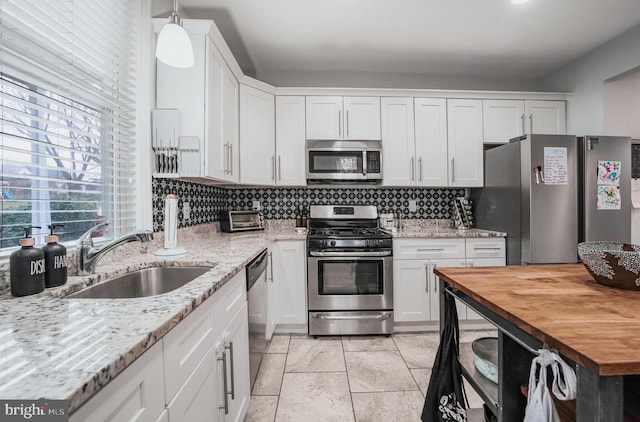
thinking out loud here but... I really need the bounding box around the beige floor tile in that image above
[253,354,286,395]
[342,335,397,352]
[409,369,485,409]
[275,372,354,422]
[245,396,278,422]
[410,368,431,396]
[392,333,440,369]
[265,334,290,353]
[345,351,418,393]
[352,391,424,422]
[285,337,345,372]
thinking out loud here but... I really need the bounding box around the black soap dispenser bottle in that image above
[10,226,46,297]
[43,224,67,288]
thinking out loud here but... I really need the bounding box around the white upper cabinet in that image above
[483,99,566,144]
[483,99,525,144]
[415,98,448,187]
[381,97,415,186]
[156,23,239,184]
[342,96,381,139]
[525,100,566,135]
[240,85,275,185]
[306,96,380,140]
[275,96,307,186]
[447,99,484,187]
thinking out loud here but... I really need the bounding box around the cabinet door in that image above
[381,97,415,186]
[205,39,226,180]
[222,302,250,422]
[305,96,342,139]
[157,34,207,177]
[447,99,483,187]
[429,258,466,321]
[482,100,525,144]
[271,240,307,326]
[166,347,220,422]
[525,100,566,135]
[343,96,381,140]
[240,85,275,185]
[224,70,240,182]
[415,98,448,187]
[69,343,165,422]
[392,259,430,322]
[275,96,306,186]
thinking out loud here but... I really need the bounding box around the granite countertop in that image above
[0,220,501,414]
[0,225,305,414]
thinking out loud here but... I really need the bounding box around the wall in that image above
[152,179,465,231]
[539,24,640,134]
[603,69,640,138]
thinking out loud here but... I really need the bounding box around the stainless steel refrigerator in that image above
[474,134,631,265]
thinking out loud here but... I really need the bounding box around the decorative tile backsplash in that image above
[152,178,465,231]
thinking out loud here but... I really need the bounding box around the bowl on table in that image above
[472,337,498,384]
[578,241,640,290]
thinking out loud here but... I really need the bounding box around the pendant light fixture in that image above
[155,0,194,68]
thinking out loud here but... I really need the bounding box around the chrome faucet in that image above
[77,223,153,275]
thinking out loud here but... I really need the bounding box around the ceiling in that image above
[177,0,640,83]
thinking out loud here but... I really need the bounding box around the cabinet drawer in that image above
[212,269,247,335]
[465,238,506,259]
[393,238,465,260]
[163,295,216,403]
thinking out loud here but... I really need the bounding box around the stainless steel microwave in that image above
[306,140,382,184]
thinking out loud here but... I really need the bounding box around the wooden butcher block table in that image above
[435,263,640,422]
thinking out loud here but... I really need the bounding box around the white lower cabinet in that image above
[167,346,220,421]
[70,269,250,422]
[393,238,505,326]
[69,341,165,422]
[220,302,250,422]
[270,240,307,329]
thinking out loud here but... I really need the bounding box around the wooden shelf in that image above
[460,342,499,417]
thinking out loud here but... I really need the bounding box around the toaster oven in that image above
[220,210,265,232]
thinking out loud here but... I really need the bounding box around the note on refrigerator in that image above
[597,161,621,186]
[543,147,568,185]
[597,186,621,210]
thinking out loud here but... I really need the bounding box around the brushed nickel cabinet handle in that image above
[346,109,349,138]
[410,157,415,181]
[278,156,282,181]
[451,158,455,184]
[418,157,423,181]
[218,350,229,414]
[425,263,429,293]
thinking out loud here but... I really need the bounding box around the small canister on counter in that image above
[43,224,67,288]
[10,226,46,297]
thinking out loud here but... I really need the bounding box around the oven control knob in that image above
[330,240,336,247]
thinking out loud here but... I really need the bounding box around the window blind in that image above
[0,0,140,248]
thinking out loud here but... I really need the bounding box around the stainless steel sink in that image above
[66,266,213,299]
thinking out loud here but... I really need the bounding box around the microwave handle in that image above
[362,150,367,176]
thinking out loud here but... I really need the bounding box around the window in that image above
[0,1,140,249]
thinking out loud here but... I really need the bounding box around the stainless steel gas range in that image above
[307,205,393,336]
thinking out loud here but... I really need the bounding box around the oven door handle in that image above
[310,312,392,321]
[309,250,392,257]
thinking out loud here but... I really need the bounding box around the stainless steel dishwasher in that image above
[246,248,270,392]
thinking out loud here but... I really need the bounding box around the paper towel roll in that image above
[164,194,178,249]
